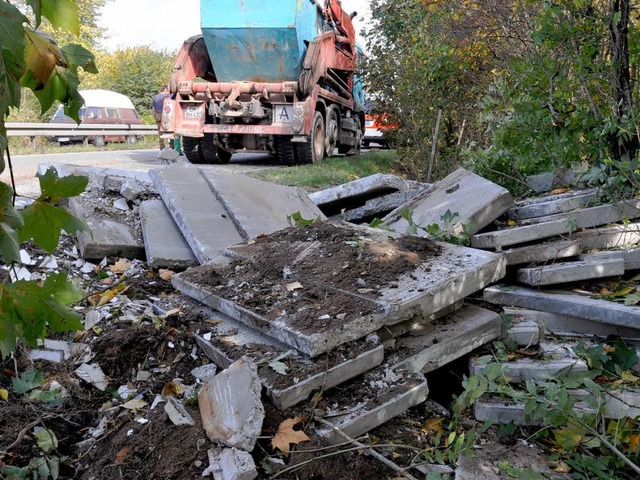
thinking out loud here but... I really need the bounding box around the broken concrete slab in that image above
[389,305,501,374]
[308,173,423,213]
[164,397,195,426]
[516,257,625,286]
[502,239,582,266]
[472,200,640,250]
[210,447,258,480]
[38,163,156,193]
[470,356,587,384]
[474,398,595,426]
[201,171,326,240]
[506,188,599,220]
[315,367,429,444]
[485,285,640,331]
[502,307,640,340]
[198,358,264,451]
[139,199,198,269]
[383,168,513,236]
[504,320,543,348]
[376,301,464,343]
[580,248,640,271]
[176,222,506,357]
[69,196,145,260]
[342,188,425,223]
[573,223,640,250]
[75,363,109,391]
[150,163,243,264]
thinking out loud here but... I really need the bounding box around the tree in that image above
[0,0,95,357]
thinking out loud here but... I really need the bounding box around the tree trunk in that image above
[609,0,638,161]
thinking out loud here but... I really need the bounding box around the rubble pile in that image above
[5,159,640,479]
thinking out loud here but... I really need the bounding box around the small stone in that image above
[19,249,33,265]
[113,198,130,211]
[136,371,152,382]
[164,397,195,426]
[75,363,109,391]
[39,256,58,270]
[84,310,102,330]
[81,262,96,274]
[191,364,218,382]
[318,314,331,320]
[211,448,258,480]
[10,267,31,282]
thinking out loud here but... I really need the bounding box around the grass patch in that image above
[8,135,159,155]
[248,150,400,190]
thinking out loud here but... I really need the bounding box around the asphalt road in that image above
[2,148,280,198]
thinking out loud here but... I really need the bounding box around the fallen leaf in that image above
[0,388,8,401]
[122,398,147,411]
[422,417,444,434]
[92,326,103,335]
[629,433,640,453]
[110,258,131,274]
[621,371,640,384]
[507,219,517,227]
[549,188,570,195]
[551,460,571,473]
[161,381,186,398]
[159,269,175,281]
[286,281,303,292]
[271,417,311,453]
[114,447,131,465]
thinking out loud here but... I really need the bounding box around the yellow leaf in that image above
[161,381,185,398]
[0,388,8,401]
[422,417,444,434]
[114,447,131,465]
[551,460,571,473]
[286,281,304,292]
[23,30,65,87]
[159,269,175,281]
[271,417,311,453]
[622,371,640,384]
[629,433,640,453]
[92,326,103,335]
[110,258,131,274]
[122,398,147,411]
[507,219,517,227]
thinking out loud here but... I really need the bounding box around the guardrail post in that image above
[30,136,36,151]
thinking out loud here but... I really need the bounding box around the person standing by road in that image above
[152,86,171,150]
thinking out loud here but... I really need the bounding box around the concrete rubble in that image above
[49,159,640,476]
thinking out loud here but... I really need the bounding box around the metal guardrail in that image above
[6,122,158,137]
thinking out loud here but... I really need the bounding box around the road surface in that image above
[2,149,280,198]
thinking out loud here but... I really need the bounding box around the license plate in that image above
[273,105,293,123]
[57,137,70,142]
[184,105,203,119]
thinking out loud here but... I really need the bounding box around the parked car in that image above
[363,100,396,148]
[50,89,142,146]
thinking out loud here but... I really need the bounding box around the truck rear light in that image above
[161,101,175,130]
[292,105,304,133]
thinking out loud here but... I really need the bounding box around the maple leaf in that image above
[422,417,444,435]
[159,269,175,281]
[110,258,131,274]
[271,417,310,453]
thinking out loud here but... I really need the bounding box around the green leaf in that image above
[20,202,87,253]
[268,360,288,375]
[0,3,28,59]
[41,0,80,35]
[33,427,58,453]
[38,167,88,201]
[47,457,60,480]
[11,370,45,394]
[61,44,98,75]
[0,465,30,479]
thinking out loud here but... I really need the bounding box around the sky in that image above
[99,0,372,52]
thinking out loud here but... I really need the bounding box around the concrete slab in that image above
[474,398,595,426]
[580,248,640,271]
[485,285,640,330]
[389,305,501,374]
[516,258,625,286]
[309,173,420,211]
[149,163,243,264]
[503,239,582,266]
[139,199,198,269]
[343,188,425,223]
[198,358,264,451]
[201,171,325,240]
[376,301,464,342]
[38,163,156,193]
[573,223,640,250]
[504,320,543,347]
[176,222,506,357]
[507,189,599,220]
[315,367,429,444]
[383,168,513,236]
[68,196,145,260]
[472,200,640,250]
[470,356,588,384]
[502,307,640,339]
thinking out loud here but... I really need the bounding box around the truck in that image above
[160,0,365,165]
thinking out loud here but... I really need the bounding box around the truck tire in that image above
[182,136,205,163]
[216,147,232,164]
[275,136,297,165]
[325,108,339,157]
[92,135,105,147]
[295,111,325,164]
[126,135,137,145]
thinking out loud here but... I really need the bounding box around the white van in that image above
[50,89,142,146]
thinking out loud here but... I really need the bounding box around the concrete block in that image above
[38,163,156,193]
[507,188,599,220]
[516,258,625,286]
[29,349,65,363]
[376,301,464,342]
[504,320,542,347]
[315,368,429,444]
[474,399,595,426]
[503,239,582,266]
[389,305,501,374]
[69,197,145,260]
[164,397,195,426]
[574,223,640,250]
[198,358,264,451]
[472,200,640,250]
[525,172,554,193]
[149,163,243,264]
[581,248,640,271]
[176,223,506,357]
[309,173,419,210]
[343,188,426,223]
[503,307,640,340]
[485,285,640,330]
[139,199,198,269]
[383,168,513,236]
[470,356,587,384]
[212,448,258,480]
[201,171,325,240]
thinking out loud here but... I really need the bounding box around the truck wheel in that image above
[182,136,205,164]
[346,127,362,156]
[295,111,325,164]
[93,136,105,148]
[325,108,339,157]
[275,136,297,165]
[126,135,137,145]
[200,133,220,163]
[215,147,232,164]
